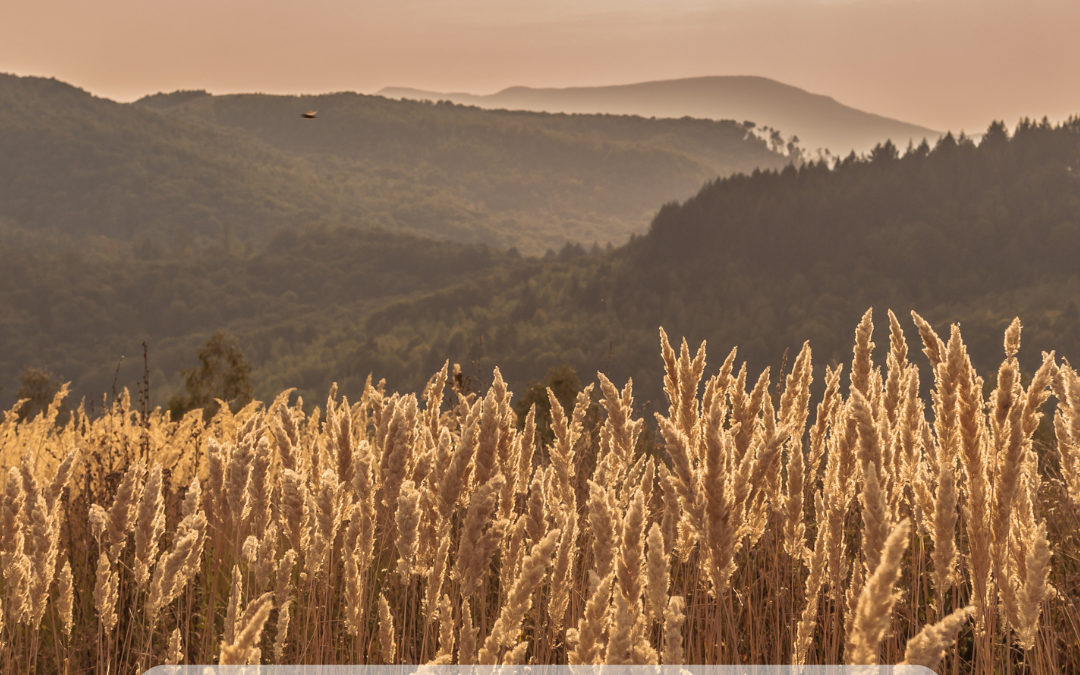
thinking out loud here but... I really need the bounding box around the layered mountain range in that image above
[380,76,941,157]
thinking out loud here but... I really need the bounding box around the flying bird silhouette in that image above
[301,111,317,119]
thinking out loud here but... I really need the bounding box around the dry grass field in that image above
[1,309,1078,674]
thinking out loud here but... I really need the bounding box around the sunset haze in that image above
[3,0,1079,135]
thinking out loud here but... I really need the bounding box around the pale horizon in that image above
[4,0,1080,135]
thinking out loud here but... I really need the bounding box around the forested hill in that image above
[342,119,1080,406]
[5,73,1078,414]
[0,225,522,409]
[134,88,788,252]
[0,73,787,255]
[0,74,341,245]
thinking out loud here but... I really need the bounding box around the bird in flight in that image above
[301,111,318,119]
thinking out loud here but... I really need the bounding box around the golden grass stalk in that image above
[394,479,421,576]
[794,492,829,666]
[26,491,55,628]
[146,529,198,619]
[205,437,228,539]
[599,373,643,467]
[780,341,813,439]
[458,600,478,666]
[45,448,78,514]
[103,460,143,563]
[659,328,707,440]
[893,366,922,515]
[439,401,480,519]
[280,468,307,554]
[274,550,296,662]
[662,595,686,665]
[901,605,975,670]
[587,480,618,584]
[272,402,300,472]
[604,587,634,665]
[1055,365,1080,504]
[526,466,546,546]
[253,523,278,592]
[133,462,165,588]
[784,429,806,559]
[166,627,183,665]
[424,532,451,622]
[616,488,646,608]
[500,515,526,597]
[247,435,273,534]
[454,474,507,598]
[0,466,25,563]
[1015,520,1053,650]
[473,373,506,488]
[219,591,274,665]
[335,399,355,492]
[58,560,73,639]
[546,504,578,632]
[92,552,118,634]
[884,309,909,425]
[957,359,991,632]
[931,453,959,599]
[567,571,614,665]
[225,433,254,541]
[224,564,243,647]
[852,390,889,575]
[809,364,843,490]
[654,416,705,557]
[847,518,911,665]
[478,528,559,664]
[851,308,875,399]
[703,404,739,591]
[516,404,537,492]
[378,592,396,664]
[379,395,417,525]
[435,594,455,661]
[645,522,669,623]
[309,469,344,579]
[911,310,945,369]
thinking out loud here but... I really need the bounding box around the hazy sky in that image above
[4,0,1079,133]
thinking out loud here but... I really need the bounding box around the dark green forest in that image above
[0,73,786,256]
[0,225,520,408]
[3,115,1079,415]
[314,118,1080,408]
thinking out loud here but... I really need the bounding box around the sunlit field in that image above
[1,310,1078,674]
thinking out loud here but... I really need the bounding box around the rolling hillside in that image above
[7,72,1074,416]
[10,118,1073,412]
[135,87,790,251]
[0,72,789,255]
[333,120,1080,405]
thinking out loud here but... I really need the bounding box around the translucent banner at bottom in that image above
[144,666,938,675]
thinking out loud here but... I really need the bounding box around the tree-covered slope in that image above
[337,119,1080,405]
[1,72,788,255]
[6,85,1077,413]
[0,224,520,408]
[0,74,350,245]
[134,88,789,251]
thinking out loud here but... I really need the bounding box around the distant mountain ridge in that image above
[379,76,941,157]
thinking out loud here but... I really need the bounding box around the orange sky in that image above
[3,0,1079,133]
